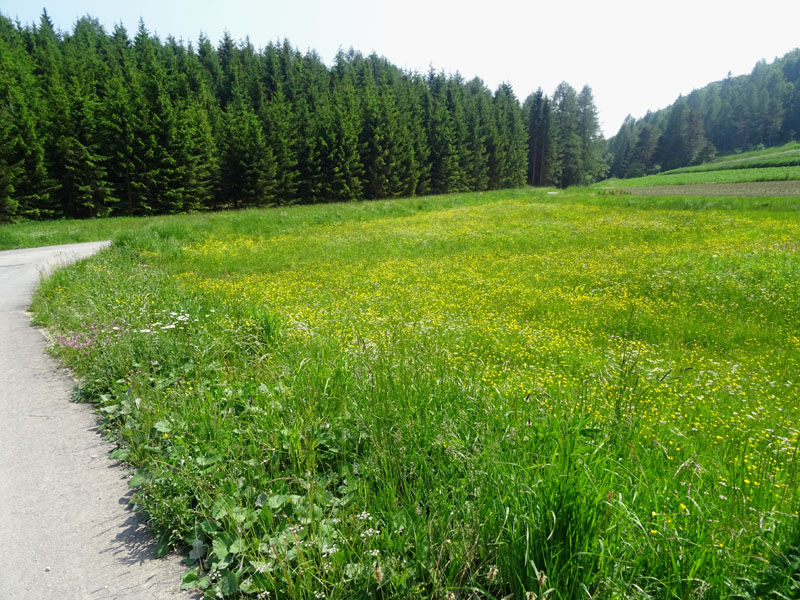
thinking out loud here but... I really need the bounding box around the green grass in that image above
[711,142,800,162]
[596,165,800,188]
[0,190,533,251]
[664,150,800,174]
[0,214,146,250]
[611,180,800,199]
[666,142,800,174]
[23,188,800,599]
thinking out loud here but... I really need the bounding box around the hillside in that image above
[607,49,800,178]
[664,141,800,174]
[595,143,800,199]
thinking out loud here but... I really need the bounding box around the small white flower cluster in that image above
[360,527,380,540]
[138,309,198,334]
[252,561,272,574]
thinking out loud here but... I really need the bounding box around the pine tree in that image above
[491,83,527,188]
[54,94,116,218]
[28,11,70,217]
[97,72,139,215]
[627,121,660,177]
[463,78,491,191]
[197,33,223,100]
[0,22,50,219]
[219,79,276,208]
[53,17,117,217]
[326,75,363,201]
[359,68,392,199]
[445,75,471,192]
[655,97,711,170]
[174,98,218,211]
[552,82,582,187]
[607,115,636,179]
[133,21,185,214]
[576,85,606,183]
[426,71,460,194]
[293,97,324,203]
[259,89,299,204]
[217,31,238,107]
[0,82,24,221]
[539,97,561,186]
[524,89,558,186]
[403,76,431,196]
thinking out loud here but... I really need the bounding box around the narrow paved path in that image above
[0,242,190,599]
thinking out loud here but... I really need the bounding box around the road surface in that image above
[0,242,191,599]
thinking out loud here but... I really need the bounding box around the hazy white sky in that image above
[3,0,798,136]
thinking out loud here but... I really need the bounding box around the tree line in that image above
[608,49,800,178]
[0,11,606,222]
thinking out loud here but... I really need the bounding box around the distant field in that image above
[623,180,800,198]
[664,142,800,174]
[665,151,800,174]
[27,189,800,599]
[712,141,800,162]
[598,165,800,188]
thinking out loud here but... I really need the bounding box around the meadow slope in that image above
[29,189,800,599]
[596,166,800,188]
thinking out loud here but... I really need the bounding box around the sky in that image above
[3,0,799,137]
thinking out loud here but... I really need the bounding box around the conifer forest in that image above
[607,50,800,178]
[0,12,607,221]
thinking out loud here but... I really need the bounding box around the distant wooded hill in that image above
[607,49,800,178]
[0,11,607,222]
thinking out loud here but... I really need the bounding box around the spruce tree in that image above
[259,89,299,204]
[491,83,527,188]
[293,97,324,203]
[0,23,50,219]
[358,68,391,199]
[628,121,660,176]
[0,82,24,221]
[97,72,140,215]
[174,98,219,211]
[464,79,492,191]
[327,75,363,201]
[402,76,431,196]
[426,71,460,194]
[219,79,276,208]
[576,85,607,183]
[133,21,185,214]
[445,75,471,192]
[552,82,583,187]
[389,79,422,198]
[607,115,636,179]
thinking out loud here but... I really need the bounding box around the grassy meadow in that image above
[666,153,800,174]
[596,166,800,189]
[664,143,800,174]
[608,181,800,198]
[596,151,800,200]
[19,188,800,599]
